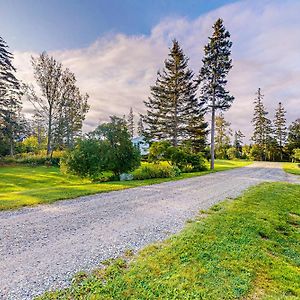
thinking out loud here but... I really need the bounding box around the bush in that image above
[149,142,207,172]
[132,162,180,180]
[61,139,107,180]
[292,148,300,162]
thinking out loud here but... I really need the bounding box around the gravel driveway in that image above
[0,162,298,299]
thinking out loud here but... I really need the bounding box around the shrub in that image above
[61,139,107,180]
[91,116,141,176]
[132,162,180,180]
[292,148,300,162]
[148,141,207,172]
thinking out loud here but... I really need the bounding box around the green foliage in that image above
[92,116,141,176]
[38,183,300,299]
[226,147,238,160]
[292,148,300,162]
[1,150,63,166]
[149,141,207,172]
[19,135,46,153]
[132,162,179,180]
[61,139,107,180]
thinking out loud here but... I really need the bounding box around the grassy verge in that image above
[38,182,300,300]
[283,162,300,176]
[0,160,251,210]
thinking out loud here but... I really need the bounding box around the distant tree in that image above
[233,130,245,153]
[287,118,300,155]
[127,107,134,138]
[274,102,287,160]
[198,19,234,169]
[137,116,144,136]
[144,39,199,146]
[0,36,22,156]
[91,116,140,176]
[214,113,232,159]
[251,88,273,161]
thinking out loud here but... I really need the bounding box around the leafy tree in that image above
[274,102,287,160]
[215,113,232,159]
[0,36,22,156]
[92,116,140,176]
[144,40,200,146]
[292,148,300,162]
[28,53,89,155]
[127,107,134,138]
[251,88,273,161]
[287,118,300,155]
[198,19,234,169]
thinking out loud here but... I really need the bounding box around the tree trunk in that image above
[47,107,52,156]
[210,106,215,170]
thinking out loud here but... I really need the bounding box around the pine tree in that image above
[137,116,144,137]
[0,36,22,156]
[144,39,200,146]
[274,102,287,160]
[127,107,134,138]
[251,88,272,161]
[215,113,232,159]
[198,19,234,169]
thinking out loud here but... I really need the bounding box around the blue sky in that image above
[2,0,299,140]
[2,0,237,51]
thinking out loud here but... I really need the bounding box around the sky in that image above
[1,0,299,141]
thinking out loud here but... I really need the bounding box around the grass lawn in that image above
[0,160,251,210]
[283,162,300,176]
[37,182,300,300]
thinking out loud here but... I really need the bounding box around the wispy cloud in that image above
[14,0,300,141]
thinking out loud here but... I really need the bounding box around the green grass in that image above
[283,163,300,176]
[0,160,251,210]
[37,182,300,300]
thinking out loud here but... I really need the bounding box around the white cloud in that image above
[14,0,300,141]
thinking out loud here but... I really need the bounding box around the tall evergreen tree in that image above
[127,107,134,138]
[251,88,272,161]
[287,118,300,154]
[144,39,203,147]
[0,36,22,156]
[198,19,234,169]
[274,102,287,160]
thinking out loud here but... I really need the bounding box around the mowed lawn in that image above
[38,182,300,300]
[283,162,300,176]
[0,160,251,210]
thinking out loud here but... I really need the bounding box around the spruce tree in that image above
[198,19,234,169]
[137,116,144,137]
[0,36,22,155]
[127,107,134,138]
[144,39,201,146]
[274,102,287,160]
[251,88,272,161]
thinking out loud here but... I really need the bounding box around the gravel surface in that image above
[0,162,298,299]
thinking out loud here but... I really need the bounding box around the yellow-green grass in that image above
[38,182,300,300]
[0,160,251,211]
[283,162,300,176]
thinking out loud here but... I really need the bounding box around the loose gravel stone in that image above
[0,162,298,299]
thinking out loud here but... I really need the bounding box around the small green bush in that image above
[132,162,180,180]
